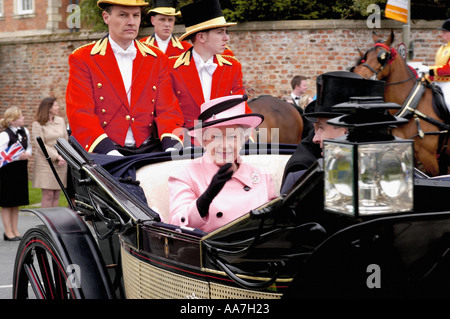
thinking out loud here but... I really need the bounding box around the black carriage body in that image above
[14,137,450,299]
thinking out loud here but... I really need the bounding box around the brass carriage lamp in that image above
[323,97,414,217]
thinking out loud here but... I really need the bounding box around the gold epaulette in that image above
[173,49,191,68]
[88,36,158,57]
[136,40,157,57]
[216,54,234,66]
[222,54,239,62]
[171,36,184,50]
[72,41,96,54]
[143,35,154,46]
[90,36,108,56]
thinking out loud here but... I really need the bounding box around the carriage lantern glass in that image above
[323,97,414,217]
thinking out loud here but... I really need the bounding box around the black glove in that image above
[196,163,234,218]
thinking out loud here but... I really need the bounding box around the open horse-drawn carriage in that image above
[11,96,450,300]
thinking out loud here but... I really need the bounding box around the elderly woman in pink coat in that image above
[168,95,277,233]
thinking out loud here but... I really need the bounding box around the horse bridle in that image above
[358,43,416,85]
[357,43,391,79]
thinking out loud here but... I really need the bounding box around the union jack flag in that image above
[0,141,24,167]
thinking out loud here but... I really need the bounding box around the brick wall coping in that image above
[0,19,443,46]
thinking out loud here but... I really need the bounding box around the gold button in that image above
[177,91,181,94]
[85,145,88,149]
[152,99,155,103]
[101,109,106,114]
[153,86,156,90]
[102,121,107,126]
[131,118,135,122]
[151,111,154,115]
[230,91,233,94]
[125,115,131,121]
[149,123,152,127]
[100,96,104,101]
[97,83,102,88]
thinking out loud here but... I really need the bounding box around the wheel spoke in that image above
[24,263,46,299]
[52,258,68,299]
[36,248,56,299]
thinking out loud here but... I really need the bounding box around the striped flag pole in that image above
[385,0,411,60]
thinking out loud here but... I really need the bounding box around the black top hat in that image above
[148,0,180,16]
[304,71,385,121]
[179,0,236,41]
[438,19,450,32]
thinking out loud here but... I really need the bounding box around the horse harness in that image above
[358,42,450,140]
[359,43,417,84]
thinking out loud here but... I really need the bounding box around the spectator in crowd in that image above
[0,106,32,241]
[32,97,68,208]
[286,75,313,113]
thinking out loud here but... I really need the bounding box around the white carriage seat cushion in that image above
[135,154,291,224]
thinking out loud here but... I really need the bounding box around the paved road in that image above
[0,211,42,299]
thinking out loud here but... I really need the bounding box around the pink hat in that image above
[188,95,263,137]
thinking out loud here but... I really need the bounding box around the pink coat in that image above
[168,156,277,233]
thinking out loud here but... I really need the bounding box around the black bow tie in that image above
[294,96,300,100]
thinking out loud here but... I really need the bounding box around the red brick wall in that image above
[0,0,48,32]
[0,0,74,33]
[0,20,444,175]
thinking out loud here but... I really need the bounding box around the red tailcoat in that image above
[66,36,184,153]
[140,34,192,57]
[169,48,251,129]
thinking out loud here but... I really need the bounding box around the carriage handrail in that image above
[54,137,159,228]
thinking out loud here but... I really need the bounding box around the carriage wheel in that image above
[12,226,81,299]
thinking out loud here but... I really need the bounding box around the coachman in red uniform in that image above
[66,0,184,155]
[168,0,251,132]
[140,0,191,57]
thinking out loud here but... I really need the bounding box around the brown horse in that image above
[352,31,450,176]
[248,95,304,144]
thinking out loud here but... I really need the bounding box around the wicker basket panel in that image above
[209,282,282,299]
[122,247,210,299]
[122,247,283,299]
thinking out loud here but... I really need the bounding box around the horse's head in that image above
[352,30,397,81]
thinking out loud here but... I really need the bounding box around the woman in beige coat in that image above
[32,97,68,208]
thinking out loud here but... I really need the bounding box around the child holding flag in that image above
[0,106,32,241]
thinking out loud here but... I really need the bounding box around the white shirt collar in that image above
[154,33,170,53]
[192,49,214,69]
[155,33,170,45]
[192,49,217,102]
[108,35,137,56]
